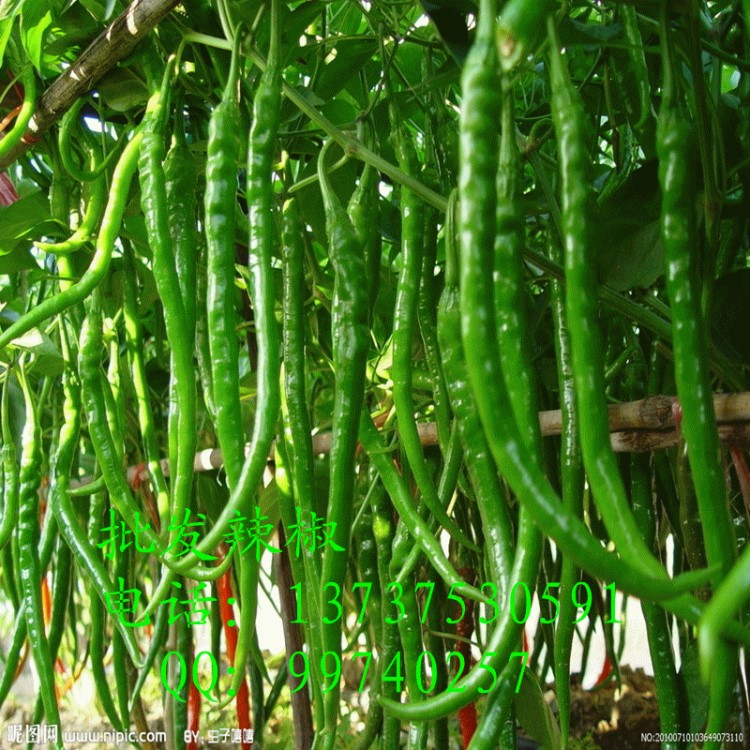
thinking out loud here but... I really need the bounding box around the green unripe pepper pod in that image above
[139,57,197,563]
[389,107,476,553]
[0,62,36,161]
[205,32,244,489]
[0,373,19,551]
[16,363,62,741]
[280,198,325,724]
[317,135,369,748]
[547,230,584,750]
[438,191,513,597]
[495,81,543,461]
[656,6,737,742]
[222,5,283,704]
[547,16,677,583]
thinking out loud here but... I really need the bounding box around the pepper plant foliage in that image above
[1,0,750,747]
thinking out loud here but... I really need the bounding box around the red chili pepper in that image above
[186,680,201,750]
[594,653,612,687]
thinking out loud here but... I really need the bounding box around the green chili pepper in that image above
[123,248,171,528]
[0,372,19,551]
[139,57,196,556]
[657,6,737,741]
[370,474,402,750]
[16,363,62,740]
[164,116,198,348]
[437,191,513,597]
[547,16,683,584]
[58,97,121,182]
[316,135,369,748]
[205,32,244,489]
[495,82,543,460]
[223,6,282,703]
[389,109,475,553]
[280,197,325,729]
[347,155,382,313]
[0,62,36,161]
[548,229,584,750]
[417,192,451,454]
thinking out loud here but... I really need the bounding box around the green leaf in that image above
[6,327,64,376]
[514,669,561,750]
[710,269,750,364]
[0,190,51,246]
[559,17,623,47]
[314,38,378,102]
[0,247,40,273]
[97,68,149,111]
[0,0,22,66]
[594,161,663,291]
[20,0,53,70]
[678,640,709,733]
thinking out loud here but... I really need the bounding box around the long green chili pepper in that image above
[205,32,245,488]
[437,191,513,597]
[87,487,125,732]
[139,58,196,550]
[0,476,66,711]
[347,155,382,312]
[16,363,62,739]
[164,119,198,347]
[495,82,543,461]
[223,6,283,703]
[316,135,369,748]
[0,130,143,354]
[388,556,428,749]
[280,198,325,729]
[58,97,121,182]
[389,112,475,553]
[657,7,737,741]
[619,5,653,133]
[112,544,132,729]
[417,178,451,453]
[0,63,36,161]
[280,198,320,581]
[123,248,171,528]
[0,373,19,551]
[52,353,145,668]
[547,17,682,582]
[548,229,584,750]
[370,474,402,750]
